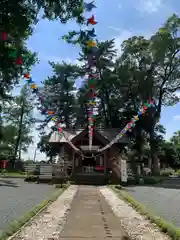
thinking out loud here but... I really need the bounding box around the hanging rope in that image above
[97,100,154,153]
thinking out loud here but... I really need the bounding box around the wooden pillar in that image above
[104,151,107,174]
[72,151,75,173]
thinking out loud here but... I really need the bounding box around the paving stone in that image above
[59,186,129,240]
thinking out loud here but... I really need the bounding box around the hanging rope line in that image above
[81,2,98,151]
[17,2,154,158]
[56,99,153,157]
[97,100,154,153]
[21,71,154,157]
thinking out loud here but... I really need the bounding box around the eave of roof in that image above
[49,127,129,144]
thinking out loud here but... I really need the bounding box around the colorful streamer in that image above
[1,31,23,65]
[23,72,81,152]
[82,1,98,150]
[97,100,154,152]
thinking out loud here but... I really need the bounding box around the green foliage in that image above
[35,14,180,169]
[175,169,180,176]
[37,134,58,161]
[143,176,163,184]
[0,0,84,105]
[160,168,175,176]
[1,86,34,161]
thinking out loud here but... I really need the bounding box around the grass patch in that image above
[1,171,26,178]
[110,185,180,240]
[0,186,67,240]
[143,176,165,185]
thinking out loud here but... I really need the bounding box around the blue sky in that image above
[17,0,180,160]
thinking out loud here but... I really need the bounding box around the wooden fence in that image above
[24,163,68,179]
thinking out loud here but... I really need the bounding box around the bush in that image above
[54,183,70,188]
[160,168,174,176]
[127,176,136,185]
[144,176,162,184]
[24,175,38,182]
[175,169,180,176]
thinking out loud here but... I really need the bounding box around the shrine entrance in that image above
[82,154,96,167]
[82,154,96,173]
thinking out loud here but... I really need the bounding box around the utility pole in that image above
[33,148,37,162]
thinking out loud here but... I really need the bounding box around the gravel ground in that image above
[5,185,172,240]
[100,186,170,240]
[126,186,180,227]
[12,185,78,240]
[0,178,54,233]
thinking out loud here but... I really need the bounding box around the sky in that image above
[13,0,180,161]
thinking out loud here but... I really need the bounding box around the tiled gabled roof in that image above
[49,127,129,144]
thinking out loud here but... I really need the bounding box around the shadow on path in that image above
[0,179,19,188]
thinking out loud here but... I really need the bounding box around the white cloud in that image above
[114,30,133,54]
[175,91,180,98]
[112,29,152,55]
[137,0,162,13]
[108,26,122,33]
[173,115,180,121]
[40,54,81,66]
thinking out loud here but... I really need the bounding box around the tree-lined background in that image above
[0,0,180,174]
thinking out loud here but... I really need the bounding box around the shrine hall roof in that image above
[49,128,129,144]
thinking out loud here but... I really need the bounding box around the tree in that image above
[78,39,118,128]
[38,134,57,162]
[35,14,180,172]
[0,0,84,140]
[0,124,17,159]
[3,85,34,164]
[37,61,81,130]
[115,14,180,173]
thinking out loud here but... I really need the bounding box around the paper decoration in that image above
[47,111,54,115]
[87,40,97,47]
[0,32,7,41]
[84,1,96,11]
[23,73,30,79]
[30,84,37,89]
[9,50,17,58]
[97,100,153,152]
[87,15,97,25]
[87,28,96,37]
[15,57,22,65]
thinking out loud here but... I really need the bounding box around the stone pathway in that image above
[10,186,171,240]
[59,185,129,240]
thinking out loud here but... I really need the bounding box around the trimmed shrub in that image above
[144,176,162,184]
[24,175,38,182]
[175,169,180,176]
[160,168,174,176]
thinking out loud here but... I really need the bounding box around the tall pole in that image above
[33,148,37,162]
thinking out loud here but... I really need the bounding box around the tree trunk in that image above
[104,87,113,127]
[0,105,2,142]
[99,94,109,127]
[150,127,160,174]
[98,69,109,128]
[12,98,25,167]
[18,140,22,161]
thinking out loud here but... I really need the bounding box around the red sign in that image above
[0,160,8,169]
[95,166,104,171]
